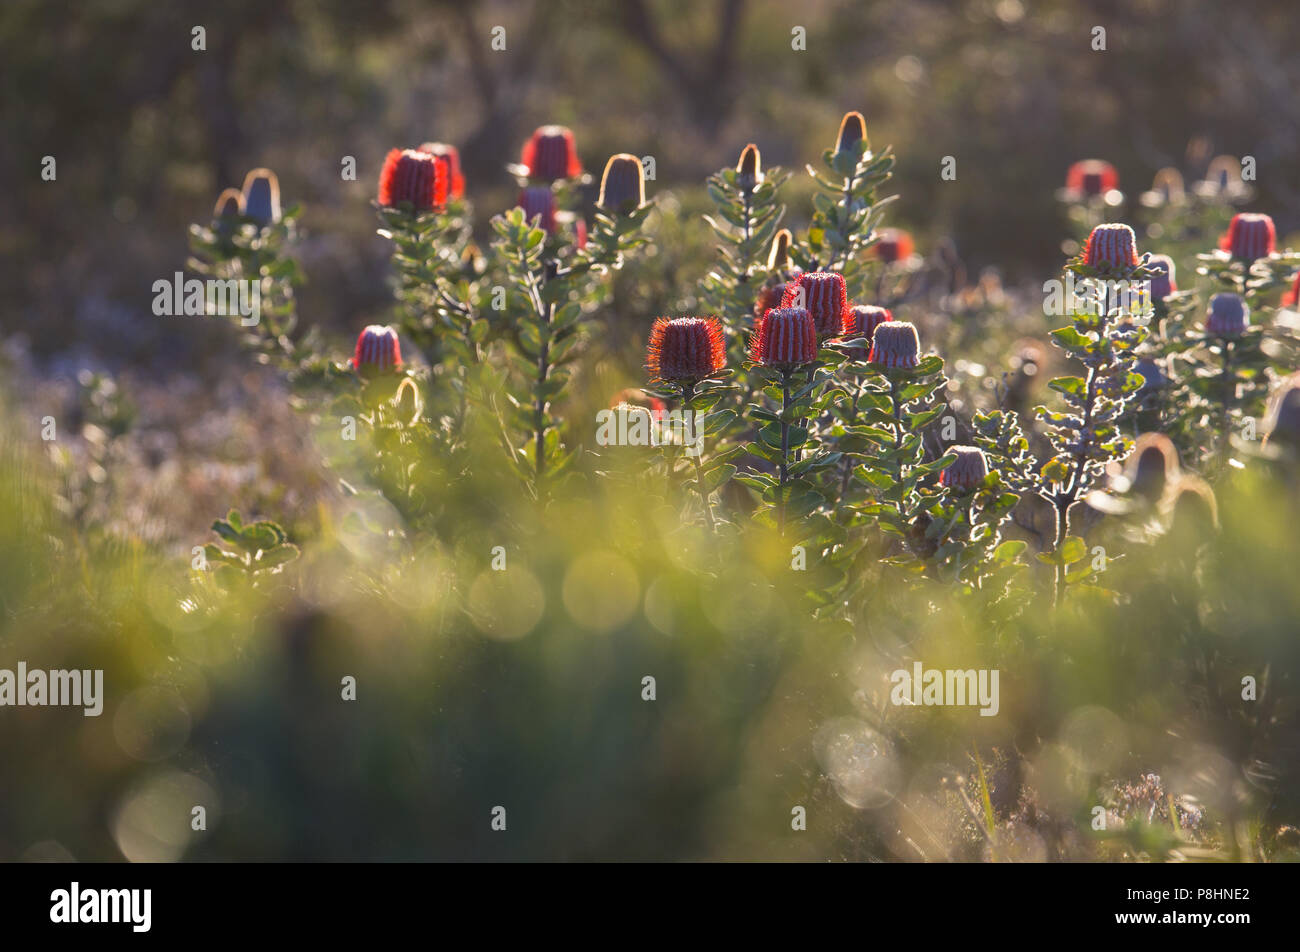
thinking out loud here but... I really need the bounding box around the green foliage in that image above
[202,508,299,587]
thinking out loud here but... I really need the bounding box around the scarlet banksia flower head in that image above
[646,317,727,384]
[1065,159,1119,198]
[750,307,817,368]
[521,125,582,181]
[736,143,762,191]
[597,153,645,212]
[1220,212,1275,262]
[1083,223,1139,270]
[1206,293,1249,338]
[782,271,848,336]
[873,228,914,263]
[213,188,243,218]
[1147,254,1177,300]
[755,281,791,319]
[350,325,403,373]
[938,446,989,491]
[517,186,557,233]
[378,148,447,211]
[419,142,465,199]
[241,168,281,225]
[869,321,922,369]
[844,305,892,359]
[835,111,867,154]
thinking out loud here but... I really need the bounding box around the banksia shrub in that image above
[782,271,848,336]
[751,307,817,368]
[647,317,727,384]
[1065,159,1119,198]
[597,153,645,212]
[843,304,892,359]
[350,324,403,373]
[1083,223,1139,270]
[419,142,466,199]
[1206,293,1249,338]
[1219,212,1275,262]
[938,445,989,491]
[241,168,281,226]
[868,320,921,368]
[378,148,447,211]
[517,186,557,233]
[872,228,914,263]
[521,125,582,180]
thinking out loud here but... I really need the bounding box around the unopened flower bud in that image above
[597,153,645,212]
[1147,254,1176,300]
[736,143,762,192]
[938,446,988,491]
[1083,223,1139,270]
[1219,212,1275,262]
[214,188,243,218]
[521,125,582,181]
[835,111,868,154]
[1065,159,1119,198]
[518,186,557,233]
[350,324,403,373]
[241,168,281,225]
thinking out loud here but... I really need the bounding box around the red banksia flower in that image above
[1206,293,1249,338]
[736,143,762,191]
[647,317,727,384]
[1147,254,1177,300]
[844,305,893,359]
[750,307,817,368]
[1282,271,1300,308]
[241,168,281,225]
[755,281,791,319]
[868,321,922,369]
[378,148,447,211]
[518,186,557,233]
[419,142,465,199]
[1220,212,1275,262]
[350,325,403,372]
[521,125,582,180]
[213,188,243,218]
[1065,159,1119,198]
[835,111,867,154]
[1083,223,1139,270]
[782,272,848,336]
[597,153,645,212]
[873,228,914,263]
[938,445,989,491]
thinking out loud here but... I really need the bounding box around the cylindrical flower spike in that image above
[597,153,645,212]
[378,148,447,211]
[835,111,867,154]
[521,125,582,180]
[1206,292,1249,338]
[873,228,914,263]
[1147,254,1177,300]
[843,305,892,360]
[418,142,465,199]
[646,317,727,384]
[938,445,989,491]
[868,321,922,369]
[1220,212,1275,262]
[213,188,244,218]
[350,325,403,373]
[750,307,818,368]
[736,143,762,191]
[1082,223,1139,270]
[517,186,557,233]
[1065,159,1119,198]
[241,168,281,225]
[781,271,848,336]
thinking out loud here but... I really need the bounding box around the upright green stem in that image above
[779,369,792,536]
[681,382,717,534]
[1218,340,1235,465]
